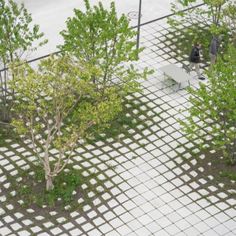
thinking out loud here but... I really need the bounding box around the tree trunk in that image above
[46,175,54,191]
[43,152,54,191]
[0,69,11,123]
[1,108,11,123]
[233,33,236,47]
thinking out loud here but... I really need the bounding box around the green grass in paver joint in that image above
[7,163,106,210]
[164,23,212,63]
[2,94,159,210]
[86,96,158,144]
[0,125,18,146]
[220,171,236,181]
[163,19,231,66]
[177,140,236,188]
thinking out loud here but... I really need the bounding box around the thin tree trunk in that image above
[231,135,236,165]
[43,150,54,191]
[2,68,10,122]
[46,175,54,191]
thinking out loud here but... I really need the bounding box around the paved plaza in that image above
[14,0,202,59]
[0,1,236,236]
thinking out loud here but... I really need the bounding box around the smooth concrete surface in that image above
[14,0,201,60]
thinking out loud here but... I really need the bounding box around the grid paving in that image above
[0,11,236,236]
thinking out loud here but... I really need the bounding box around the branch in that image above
[51,120,95,176]
[29,117,44,164]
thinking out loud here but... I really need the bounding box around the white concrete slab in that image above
[14,0,202,60]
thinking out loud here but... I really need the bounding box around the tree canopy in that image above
[0,0,47,66]
[181,45,236,164]
[0,0,47,122]
[59,0,152,94]
[10,55,123,191]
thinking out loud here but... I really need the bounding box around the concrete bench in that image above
[159,64,191,91]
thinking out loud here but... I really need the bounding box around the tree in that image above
[170,0,227,27]
[223,1,236,46]
[168,0,231,62]
[181,45,236,165]
[0,0,47,122]
[10,55,123,191]
[59,0,151,95]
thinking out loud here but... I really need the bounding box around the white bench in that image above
[159,64,191,91]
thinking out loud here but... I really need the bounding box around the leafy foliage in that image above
[59,0,152,94]
[0,0,47,66]
[9,164,104,209]
[223,2,236,46]
[10,55,122,190]
[181,45,236,164]
[168,0,233,62]
[0,0,47,121]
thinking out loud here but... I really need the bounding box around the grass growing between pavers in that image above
[0,93,162,235]
[0,125,18,146]
[0,95,159,211]
[0,88,236,235]
[6,164,107,210]
[148,18,232,70]
[0,15,235,235]
[220,171,236,182]
[86,95,159,144]
[2,91,235,208]
[164,23,212,63]
[177,140,236,202]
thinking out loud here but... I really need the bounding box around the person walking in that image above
[209,36,219,65]
[189,42,205,80]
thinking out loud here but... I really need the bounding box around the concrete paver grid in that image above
[1,1,236,236]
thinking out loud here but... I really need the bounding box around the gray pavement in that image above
[15,0,202,59]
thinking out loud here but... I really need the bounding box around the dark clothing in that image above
[189,46,200,63]
[209,37,218,55]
